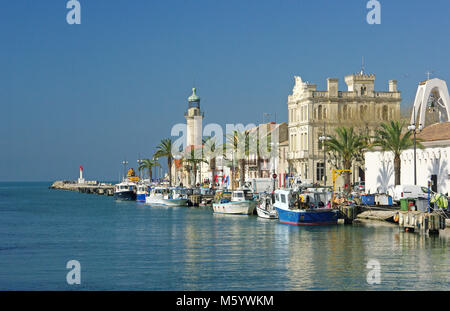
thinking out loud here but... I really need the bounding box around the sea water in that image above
[0,182,449,290]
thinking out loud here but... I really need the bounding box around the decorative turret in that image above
[185,87,204,147]
[188,87,200,106]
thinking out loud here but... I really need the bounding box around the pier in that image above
[49,180,114,196]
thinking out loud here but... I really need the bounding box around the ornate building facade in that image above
[287,72,401,187]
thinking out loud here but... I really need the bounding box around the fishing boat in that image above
[136,181,150,202]
[213,189,257,215]
[162,188,189,206]
[114,180,137,201]
[274,189,337,225]
[145,186,168,205]
[256,193,278,219]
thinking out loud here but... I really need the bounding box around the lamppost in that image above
[137,158,143,179]
[270,141,279,191]
[408,106,423,185]
[122,160,128,181]
[318,122,330,186]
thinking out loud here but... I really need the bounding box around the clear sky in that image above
[1,0,449,181]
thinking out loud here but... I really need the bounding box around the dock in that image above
[49,180,114,196]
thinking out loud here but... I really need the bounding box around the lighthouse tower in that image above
[185,88,203,148]
[78,165,85,184]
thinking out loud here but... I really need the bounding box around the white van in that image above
[391,185,429,202]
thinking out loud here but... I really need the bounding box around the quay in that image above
[50,180,115,196]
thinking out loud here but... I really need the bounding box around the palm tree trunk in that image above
[394,155,401,186]
[149,168,152,182]
[257,156,262,178]
[210,157,216,188]
[168,158,172,187]
[344,160,351,193]
[193,163,197,186]
[239,159,245,187]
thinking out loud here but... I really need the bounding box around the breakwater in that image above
[49,180,114,196]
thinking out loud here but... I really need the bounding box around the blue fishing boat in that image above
[274,189,337,225]
[136,182,150,202]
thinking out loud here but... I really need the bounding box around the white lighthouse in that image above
[78,165,85,184]
[185,88,203,147]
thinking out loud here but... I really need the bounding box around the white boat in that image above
[256,193,278,219]
[213,189,257,215]
[145,187,168,205]
[162,188,188,206]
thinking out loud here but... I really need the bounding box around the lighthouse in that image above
[185,88,203,148]
[78,165,85,184]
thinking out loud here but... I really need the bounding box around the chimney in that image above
[327,78,338,97]
[389,80,397,92]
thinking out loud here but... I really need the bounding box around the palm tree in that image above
[324,126,368,190]
[154,138,174,186]
[138,158,161,181]
[225,130,252,188]
[372,120,423,185]
[203,137,219,188]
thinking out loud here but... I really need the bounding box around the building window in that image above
[318,105,322,120]
[382,105,388,121]
[316,162,324,182]
[343,105,347,120]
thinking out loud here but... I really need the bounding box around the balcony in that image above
[288,150,309,159]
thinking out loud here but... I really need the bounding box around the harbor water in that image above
[0,182,449,290]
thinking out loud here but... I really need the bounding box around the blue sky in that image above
[0,0,449,181]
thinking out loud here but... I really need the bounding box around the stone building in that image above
[287,72,401,187]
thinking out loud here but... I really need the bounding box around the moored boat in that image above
[162,188,188,206]
[114,181,137,201]
[274,189,337,225]
[256,193,278,219]
[136,181,150,202]
[213,189,257,215]
[145,187,168,205]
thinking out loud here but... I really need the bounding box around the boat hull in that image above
[114,191,137,201]
[136,193,146,202]
[145,197,165,205]
[162,199,188,206]
[276,208,337,225]
[213,201,257,215]
[256,206,278,219]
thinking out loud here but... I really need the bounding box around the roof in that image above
[188,88,200,102]
[417,122,450,142]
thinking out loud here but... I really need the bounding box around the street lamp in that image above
[408,106,423,185]
[270,141,279,191]
[318,135,330,186]
[319,121,330,186]
[137,158,143,179]
[122,160,128,181]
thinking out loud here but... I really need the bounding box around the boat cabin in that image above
[115,182,136,192]
[232,189,254,202]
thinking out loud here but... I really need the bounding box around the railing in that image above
[288,150,309,159]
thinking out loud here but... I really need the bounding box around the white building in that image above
[365,78,450,195]
[365,122,450,194]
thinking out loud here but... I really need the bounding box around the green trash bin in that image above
[400,198,415,211]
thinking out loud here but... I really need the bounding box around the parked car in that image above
[353,181,365,192]
[391,185,429,202]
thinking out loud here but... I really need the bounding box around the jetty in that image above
[50,180,115,196]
